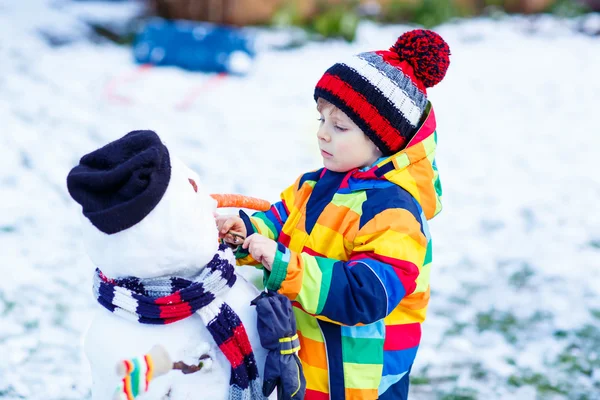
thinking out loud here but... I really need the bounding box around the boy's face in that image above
[316,101,382,172]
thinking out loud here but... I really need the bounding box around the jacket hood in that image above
[350,103,442,220]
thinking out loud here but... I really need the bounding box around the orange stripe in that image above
[314,203,359,235]
[144,354,154,391]
[279,255,303,300]
[356,209,426,247]
[297,331,328,369]
[345,388,379,400]
[123,375,134,400]
[399,287,430,310]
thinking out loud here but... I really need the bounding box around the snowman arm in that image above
[113,345,211,399]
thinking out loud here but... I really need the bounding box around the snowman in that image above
[66,130,271,400]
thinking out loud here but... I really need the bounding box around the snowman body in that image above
[68,132,270,399]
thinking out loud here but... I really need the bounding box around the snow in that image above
[1,0,599,398]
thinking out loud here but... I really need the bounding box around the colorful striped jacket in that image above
[237,105,442,400]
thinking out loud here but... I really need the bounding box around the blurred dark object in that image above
[133,18,255,74]
[146,0,597,41]
[502,0,557,13]
[579,0,600,10]
[149,0,315,26]
[251,291,306,400]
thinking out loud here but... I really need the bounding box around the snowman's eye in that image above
[188,178,198,193]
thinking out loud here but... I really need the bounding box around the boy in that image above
[217,29,450,400]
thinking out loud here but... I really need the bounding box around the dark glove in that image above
[252,291,306,400]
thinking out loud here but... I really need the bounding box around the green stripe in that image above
[131,358,141,396]
[331,192,366,215]
[315,258,335,314]
[296,255,323,313]
[267,249,289,291]
[342,336,384,364]
[252,217,277,240]
[254,214,278,240]
[424,240,432,265]
[293,308,324,342]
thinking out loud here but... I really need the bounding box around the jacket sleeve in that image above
[265,207,428,326]
[236,176,299,266]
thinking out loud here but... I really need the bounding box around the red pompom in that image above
[391,29,450,88]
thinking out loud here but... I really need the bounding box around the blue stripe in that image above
[305,170,346,234]
[347,176,395,191]
[321,262,387,325]
[375,161,395,177]
[354,258,405,313]
[360,186,422,230]
[319,320,344,399]
[239,210,256,236]
[378,365,412,400]
[206,304,240,346]
[382,346,419,375]
[298,169,322,189]
[273,201,289,223]
[341,320,385,339]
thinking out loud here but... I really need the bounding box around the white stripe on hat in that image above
[341,55,423,126]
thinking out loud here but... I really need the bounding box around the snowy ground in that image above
[1,1,600,399]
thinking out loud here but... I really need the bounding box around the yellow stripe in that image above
[384,304,428,324]
[414,262,431,293]
[252,218,276,240]
[308,224,350,260]
[281,346,301,355]
[279,334,299,343]
[145,354,154,391]
[342,362,382,389]
[356,230,426,265]
[303,363,329,393]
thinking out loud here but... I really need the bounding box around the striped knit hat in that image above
[314,29,450,155]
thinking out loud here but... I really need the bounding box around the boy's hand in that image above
[242,234,277,271]
[215,215,247,246]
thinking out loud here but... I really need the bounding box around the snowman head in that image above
[66,130,219,279]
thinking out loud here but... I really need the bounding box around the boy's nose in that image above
[317,127,330,142]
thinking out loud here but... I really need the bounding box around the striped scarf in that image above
[93,244,263,400]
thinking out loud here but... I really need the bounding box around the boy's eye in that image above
[317,117,324,123]
[335,125,347,132]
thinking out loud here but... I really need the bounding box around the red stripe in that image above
[279,231,291,247]
[155,292,183,305]
[159,293,193,319]
[305,389,330,400]
[219,338,245,368]
[407,107,436,147]
[350,252,418,295]
[384,322,421,351]
[281,199,290,217]
[316,73,403,150]
[232,325,253,357]
[292,301,317,317]
[302,246,325,257]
